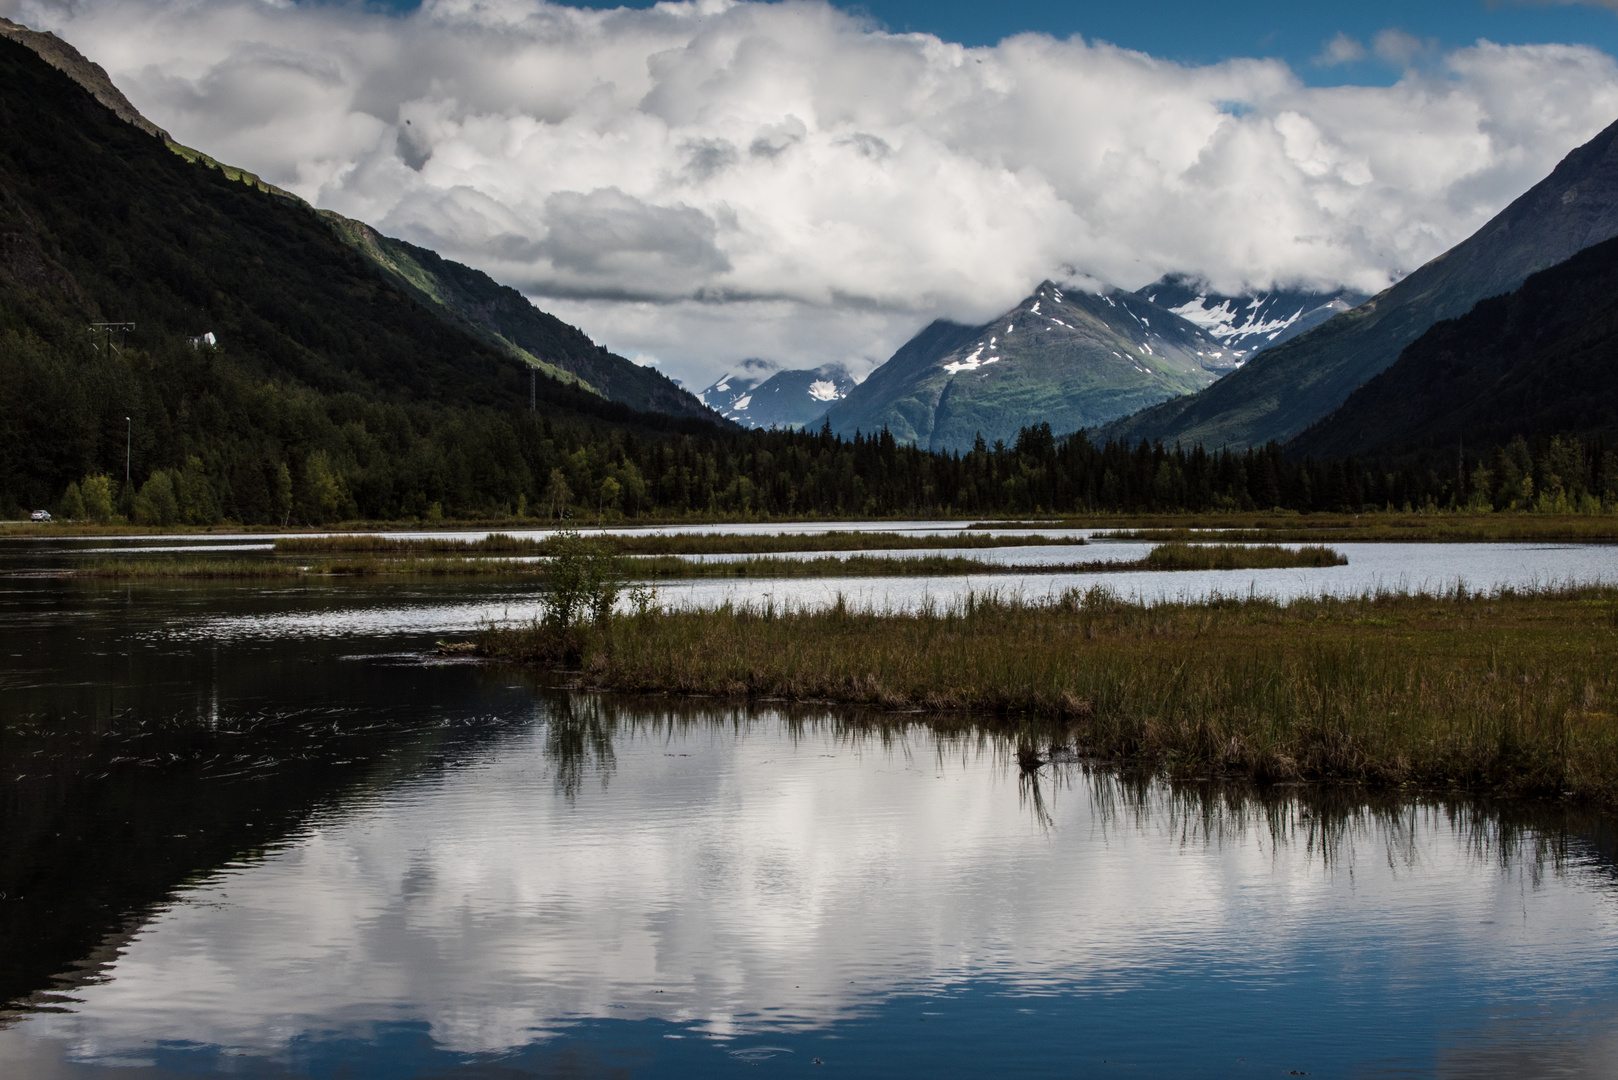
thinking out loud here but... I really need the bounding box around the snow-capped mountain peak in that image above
[699,361,856,428]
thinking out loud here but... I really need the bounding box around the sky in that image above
[7,0,1618,387]
[576,0,1618,81]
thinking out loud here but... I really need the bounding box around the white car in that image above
[30,510,52,522]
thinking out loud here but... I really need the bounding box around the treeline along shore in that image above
[473,581,1618,804]
[14,339,1617,527]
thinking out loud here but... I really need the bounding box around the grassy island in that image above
[70,542,1344,580]
[472,584,1618,804]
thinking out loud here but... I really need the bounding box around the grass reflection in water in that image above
[478,583,1618,803]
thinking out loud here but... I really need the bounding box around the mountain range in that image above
[698,360,855,429]
[5,9,1614,513]
[1099,115,1618,451]
[819,281,1240,452]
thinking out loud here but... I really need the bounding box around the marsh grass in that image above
[274,530,1088,557]
[630,554,1084,577]
[1142,543,1347,570]
[475,584,1618,803]
[71,543,1344,581]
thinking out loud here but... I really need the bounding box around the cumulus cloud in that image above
[1314,32,1367,67]
[7,0,1618,384]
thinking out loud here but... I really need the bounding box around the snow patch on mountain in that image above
[1138,275,1370,362]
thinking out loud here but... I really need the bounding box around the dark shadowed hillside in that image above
[1288,236,1618,460]
[0,15,718,424]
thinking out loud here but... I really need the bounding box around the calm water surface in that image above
[1,541,1617,1078]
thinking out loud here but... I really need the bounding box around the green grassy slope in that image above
[1100,115,1618,450]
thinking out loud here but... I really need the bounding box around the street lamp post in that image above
[125,417,131,483]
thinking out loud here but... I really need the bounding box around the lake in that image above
[1,530,1616,1077]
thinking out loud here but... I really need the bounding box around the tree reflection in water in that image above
[543,693,618,803]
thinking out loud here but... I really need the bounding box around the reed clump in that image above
[1142,543,1347,570]
[474,584,1618,803]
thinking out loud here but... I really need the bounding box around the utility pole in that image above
[125,417,131,483]
[90,322,136,355]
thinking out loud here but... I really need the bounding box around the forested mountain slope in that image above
[1100,115,1618,450]
[1288,235,1618,460]
[0,34,715,518]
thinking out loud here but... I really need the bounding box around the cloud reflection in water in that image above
[3,699,1616,1077]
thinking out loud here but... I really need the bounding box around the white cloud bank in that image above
[8,0,1618,383]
